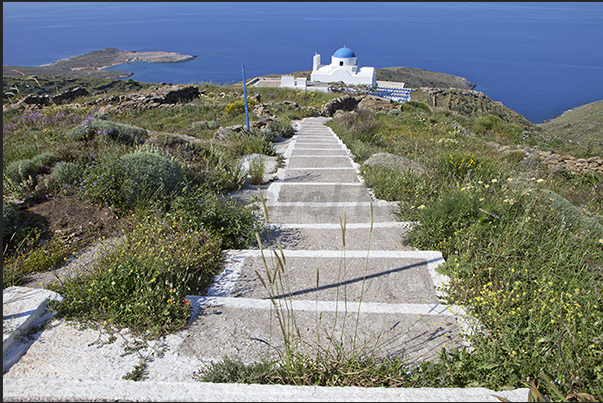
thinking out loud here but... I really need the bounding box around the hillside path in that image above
[179,116,468,363]
[4,117,529,402]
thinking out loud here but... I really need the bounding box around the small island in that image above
[3,48,196,79]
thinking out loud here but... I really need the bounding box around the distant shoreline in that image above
[3,48,196,79]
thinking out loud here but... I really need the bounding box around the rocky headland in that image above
[3,48,196,79]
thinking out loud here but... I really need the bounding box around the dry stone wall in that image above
[530,150,603,175]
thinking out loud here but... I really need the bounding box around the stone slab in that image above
[3,286,63,373]
[283,168,361,183]
[275,183,373,203]
[179,302,463,365]
[231,254,442,304]
[263,202,399,224]
[2,377,531,402]
[290,149,349,156]
[292,143,344,150]
[259,223,415,251]
[287,156,354,169]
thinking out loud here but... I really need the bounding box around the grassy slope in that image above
[537,99,603,154]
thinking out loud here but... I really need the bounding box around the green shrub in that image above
[31,152,58,173]
[224,98,257,116]
[49,214,224,336]
[249,154,265,185]
[3,200,21,243]
[118,152,184,201]
[266,119,294,138]
[401,100,431,113]
[46,162,83,193]
[5,159,37,184]
[388,108,402,116]
[170,188,260,249]
[183,144,247,193]
[68,117,147,144]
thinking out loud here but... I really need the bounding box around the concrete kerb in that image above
[2,377,530,402]
[3,286,63,373]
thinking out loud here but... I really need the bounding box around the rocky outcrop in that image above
[17,94,51,107]
[213,124,248,141]
[357,95,396,112]
[530,150,603,175]
[87,85,203,112]
[321,95,363,116]
[363,152,427,176]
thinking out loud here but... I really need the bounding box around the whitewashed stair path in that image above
[178,116,472,364]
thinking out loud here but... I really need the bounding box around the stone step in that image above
[263,201,399,224]
[208,250,447,304]
[290,149,349,156]
[178,297,465,365]
[283,168,361,183]
[273,182,373,203]
[287,156,355,169]
[261,222,416,251]
[291,143,344,150]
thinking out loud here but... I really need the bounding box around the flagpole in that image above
[242,64,250,131]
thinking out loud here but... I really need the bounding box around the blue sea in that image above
[3,2,603,124]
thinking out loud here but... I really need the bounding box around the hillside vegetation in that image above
[537,99,603,156]
[2,76,602,400]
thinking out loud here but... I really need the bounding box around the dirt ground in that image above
[11,195,122,288]
[23,195,120,242]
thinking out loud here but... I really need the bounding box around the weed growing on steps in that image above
[249,154,266,186]
[195,191,438,388]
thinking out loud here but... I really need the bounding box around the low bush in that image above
[68,117,147,144]
[31,152,58,173]
[45,161,83,194]
[49,213,224,337]
[170,188,261,249]
[5,159,38,184]
[119,151,184,198]
[3,200,21,244]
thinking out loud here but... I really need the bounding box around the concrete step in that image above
[287,156,355,169]
[282,168,361,183]
[261,222,416,251]
[290,148,349,156]
[208,250,447,304]
[274,182,373,203]
[263,201,399,224]
[178,297,464,365]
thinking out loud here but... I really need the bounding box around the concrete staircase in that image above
[3,116,529,402]
[178,116,468,365]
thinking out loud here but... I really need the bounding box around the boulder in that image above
[213,125,247,141]
[321,95,362,116]
[363,152,426,176]
[357,95,395,112]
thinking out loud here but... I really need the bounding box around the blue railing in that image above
[368,86,411,102]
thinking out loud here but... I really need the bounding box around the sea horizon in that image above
[3,2,603,124]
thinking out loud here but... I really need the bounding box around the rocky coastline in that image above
[3,48,196,79]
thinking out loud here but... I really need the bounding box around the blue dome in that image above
[333,46,356,58]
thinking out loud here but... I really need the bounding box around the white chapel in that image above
[310,46,376,86]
